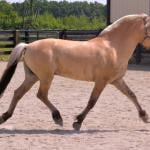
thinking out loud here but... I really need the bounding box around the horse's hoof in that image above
[52,111,63,126]
[141,113,149,123]
[54,118,63,126]
[0,94,3,99]
[0,116,5,124]
[139,110,149,123]
[73,122,81,131]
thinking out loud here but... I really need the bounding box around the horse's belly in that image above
[58,73,93,81]
[55,66,95,81]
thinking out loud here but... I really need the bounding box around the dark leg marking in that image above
[52,110,63,126]
[139,110,149,123]
[139,110,146,117]
[0,112,12,124]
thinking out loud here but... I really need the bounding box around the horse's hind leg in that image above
[73,80,106,131]
[113,78,149,123]
[37,79,63,126]
[0,65,38,124]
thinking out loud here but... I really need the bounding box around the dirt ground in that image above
[0,62,150,150]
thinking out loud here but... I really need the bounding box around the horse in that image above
[0,14,150,131]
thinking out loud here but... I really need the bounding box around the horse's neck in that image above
[100,22,140,63]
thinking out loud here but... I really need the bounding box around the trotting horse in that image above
[0,14,150,131]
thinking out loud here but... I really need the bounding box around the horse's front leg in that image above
[112,78,149,123]
[73,80,106,131]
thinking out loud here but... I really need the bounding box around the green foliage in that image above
[0,0,22,29]
[32,13,61,29]
[0,0,106,29]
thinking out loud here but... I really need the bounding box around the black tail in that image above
[0,43,27,97]
[0,61,18,95]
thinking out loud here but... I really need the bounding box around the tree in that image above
[0,0,106,29]
[0,0,20,29]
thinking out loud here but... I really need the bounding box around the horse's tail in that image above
[0,43,28,97]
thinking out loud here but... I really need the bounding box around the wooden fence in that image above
[0,29,101,55]
[0,29,148,64]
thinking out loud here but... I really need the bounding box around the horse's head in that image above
[141,14,150,48]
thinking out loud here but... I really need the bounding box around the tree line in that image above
[0,0,106,30]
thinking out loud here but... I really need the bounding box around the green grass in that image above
[0,41,12,61]
[0,48,10,61]
[0,48,11,61]
[0,55,10,61]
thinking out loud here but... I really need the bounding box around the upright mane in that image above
[100,14,146,36]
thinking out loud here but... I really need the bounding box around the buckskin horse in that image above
[0,14,150,131]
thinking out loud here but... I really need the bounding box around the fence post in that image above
[14,30,20,46]
[25,30,29,43]
[37,31,39,40]
[59,29,67,39]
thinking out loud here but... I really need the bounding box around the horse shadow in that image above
[0,127,149,135]
[0,128,120,135]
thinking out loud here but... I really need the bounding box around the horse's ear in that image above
[143,14,150,34]
[141,13,148,17]
[142,14,149,24]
